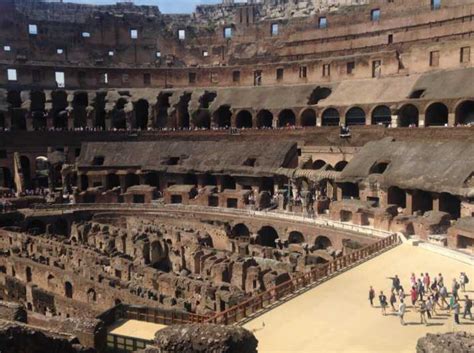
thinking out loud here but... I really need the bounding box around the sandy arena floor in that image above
[244,244,474,353]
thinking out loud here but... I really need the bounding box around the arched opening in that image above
[412,190,433,214]
[221,175,236,190]
[300,109,316,127]
[193,109,211,129]
[134,99,149,130]
[52,90,68,129]
[256,226,279,248]
[176,92,191,129]
[26,267,32,283]
[7,91,26,131]
[53,218,68,237]
[65,281,73,299]
[112,98,128,129]
[80,174,89,191]
[345,107,366,126]
[27,220,46,235]
[47,274,55,288]
[439,192,460,219]
[425,102,448,127]
[340,182,359,199]
[0,167,13,188]
[107,174,120,189]
[87,288,97,303]
[321,108,340,126]
[144,172,159,188]
[125,173,139,189]
[150,241,170,271]
[213,105,232,128]
[341,210,353,222]
[156,92,172,129]
[93,92,106,129]
[455,100,474,125]
[31,90,46,130]
[315,235,332,250]
[236,110,253,128]
[308,87,332,104]
[72,92,88,128]
[388,186,406,208]
[231,223,250,238]
[278,109,296,127]
[35,156,49,188]
[288,231,304,244]
[184,173,198,186]
[334,161,348,172]
[20,156,31,189]
[369,161,390,174]
[371,105,391,126]
[312,160,327,170]
[202,173,217,186]
[398,104,419,127]
[256,110,273,128]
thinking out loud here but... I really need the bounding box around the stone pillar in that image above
[405,190,414,215]
[418,114,425,127]
[105,110,112,130]
[391,114,398,128]
[448,112,456,127]
[66,107,74,130]
[86,106,94,128]
[25,112,33,131]
[316,115,322,127]
[4,111,12,130]
[119,175,127,192]
[147,104,154,129]
[336,184,343,201]
[432,193,440,212]
[139,173,147,185]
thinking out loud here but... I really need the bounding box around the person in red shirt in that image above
[423,273,431,293]
[411,286,418,306]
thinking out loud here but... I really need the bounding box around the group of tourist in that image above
[369,272,472,326]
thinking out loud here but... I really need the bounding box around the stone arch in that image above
[345,107,366,126]
[315,235,332,250]
[20,155,32,189]
[87,288,97,303]
[455,100,474,125]
[93,92,107,129]
[184,173,198,186]
[7,91,26,130]
[288,231,304,244]
[134,99,149,130]
[52,90,68,129]
[213,105,232,128]
[193,109,211,129]
[53,218,69,237]
[47,274,56,289]
[106,174,120,189]
[255,226,279,248]
[439,192,460,219]
[202,173,217,186]
[64,281,73,299]
[125,173,139,189]
[31,90,46,130]
[27,220,46,235]
[0,167,13,188]
[321,108,340,126]
[371,105,391,126]
[425,102,448,127]
[312,159,327,170]
[256,110,273,128]
[387,186,406,208]
[156,92,172,128]
[398,104,419,127]
[300,109,317,127]
[231,223,250,238]
[112,98,128,129]
[334,161,348,172]
[72,92,88,128]
[221,175,236,190]
[278,109,296,127]
[235,110,253,128]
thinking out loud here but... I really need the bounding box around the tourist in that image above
[425,297,433,319]
[423,273,431,292]
[439,285,449,309]
[389,275,401,292]
[417,278,424,300]
[452,278,460,300]
[379,291,388,316]
[452,299,461,324]
[368,286,375,306]
[448,295,456,314]
[389,290,397,311]
[463,295,472,320]
[398,299,407,326]
[410,286,418,306]
[460,272,469,292]
[437,273,444,288]
[410,273,417,287]
[419,300,429,325]
[398,286,405,301]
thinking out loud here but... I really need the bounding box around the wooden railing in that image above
[205,233,400,325]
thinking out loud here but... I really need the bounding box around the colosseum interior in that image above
[0,0,473,352]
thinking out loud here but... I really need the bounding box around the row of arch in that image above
[4,89,473,130]
[230,223,333,249]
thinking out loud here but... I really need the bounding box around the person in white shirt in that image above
[398,299,407,326]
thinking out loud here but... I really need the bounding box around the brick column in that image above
[405,190,414,215]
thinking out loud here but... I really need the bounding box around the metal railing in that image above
[204,233,400,325]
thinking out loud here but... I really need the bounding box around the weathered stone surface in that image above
[416,332,474,353]
[0,301,27,323]
[146,324,258,353]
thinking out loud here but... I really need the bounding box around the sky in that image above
[63,0,221,13]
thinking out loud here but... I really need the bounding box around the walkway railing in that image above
[31,203,392,238]
[204,233,400,325]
